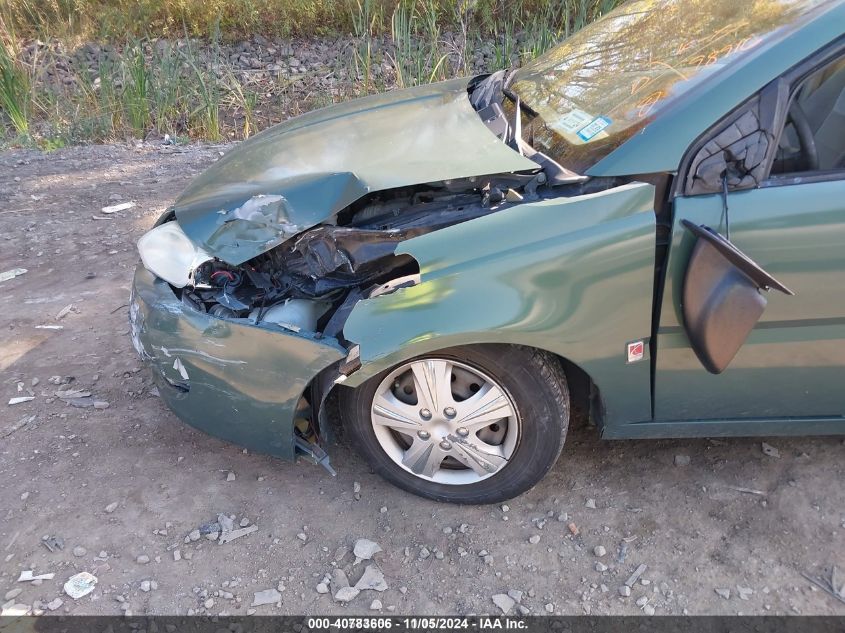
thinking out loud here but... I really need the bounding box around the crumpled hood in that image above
[174,78,539,265]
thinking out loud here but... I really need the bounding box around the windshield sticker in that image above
[558,109,594,134]
[576,116,612,142]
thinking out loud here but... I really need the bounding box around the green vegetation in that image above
[0,0,621,148]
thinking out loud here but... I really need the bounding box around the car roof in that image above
[586,0,845,177]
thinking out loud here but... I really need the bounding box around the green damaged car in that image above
[131,0,845,503]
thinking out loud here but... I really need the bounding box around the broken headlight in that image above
[137,221,212,288]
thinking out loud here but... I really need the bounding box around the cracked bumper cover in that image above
[129,266,346,460]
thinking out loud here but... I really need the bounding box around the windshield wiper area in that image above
[469,71,587,186]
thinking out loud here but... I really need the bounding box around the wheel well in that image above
[547,352,603,432]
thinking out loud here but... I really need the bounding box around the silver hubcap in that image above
[370,358,519,485]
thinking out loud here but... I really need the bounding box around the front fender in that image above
[343,182,657,429]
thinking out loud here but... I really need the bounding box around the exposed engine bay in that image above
[176,172,558,342]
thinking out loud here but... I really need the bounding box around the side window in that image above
[770,55,845,176]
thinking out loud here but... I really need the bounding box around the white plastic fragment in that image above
[173,358,189,380]
[63,572,98,599]
[101,201,135,214]
[8,397,34,405]
[0,268,27,283]
[18,570,55,582]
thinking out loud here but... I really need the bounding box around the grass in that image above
[0,0,622,148]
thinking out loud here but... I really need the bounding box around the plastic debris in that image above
[18,570,55,582]
[64,572,98,599]
[101,201,135,214]
[8,397,34,405]
[0,268,27,283]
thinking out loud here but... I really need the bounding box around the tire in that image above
[339,344,569,504]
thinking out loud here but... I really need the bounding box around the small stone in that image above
[136,555,150,564]
[5,589,22,601]
[72,546,87,557]
[296,533,307,542]
[619,585,631,597]
[594,545,607,557]
[173,550,181,562]
[331,569,350,590]
[501,505,509,513]
[379,506,387,513]
[643,605,655,615]
[316,582,329,594]
[636,596,649,607]
[595,562,608,572]
[492,593,515,614]
[353,481,361,493]
[104,502,118,513]
[568,522,579,536]
[251,589,281,606]
[544,603,554,613]
[528,535,541,544]
[507,590,523,603]
[715,588,731,600]
[370,599,383,610]
[239,518,250,527]
[140,581,151,592]
[334,586,360,603]
[226,472,236,481]
[353,538,382,561]
[674,454,691,466]
[354,565,388,592]
[442,527,453,534]
[46,598,63,611]
[737,586,753,600]
[585,498,597,509]
[188,529,200,542]
[419,547,431,559]
[203,598,214,609]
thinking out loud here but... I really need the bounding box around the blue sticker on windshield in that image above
[576,116,611,142]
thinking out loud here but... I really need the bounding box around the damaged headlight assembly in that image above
[137,221,213,288]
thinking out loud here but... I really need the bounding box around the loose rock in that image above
[334,586,360,603]
[355,565,388,592]
[353,538,382,561]
[492,593,515,615]
[251,588,281,607]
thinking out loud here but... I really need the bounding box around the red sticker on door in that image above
[626,340,645,364]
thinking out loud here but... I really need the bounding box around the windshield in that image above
[510,0,830,173]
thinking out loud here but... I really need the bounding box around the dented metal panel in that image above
[174,79,540,265]
[342,182,657,431]
[130,267,345,459]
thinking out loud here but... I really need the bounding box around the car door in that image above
[654,41,845,423]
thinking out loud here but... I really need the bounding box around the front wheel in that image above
[339,345,569,504]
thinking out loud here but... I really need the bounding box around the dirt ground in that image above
[1,143,844,618]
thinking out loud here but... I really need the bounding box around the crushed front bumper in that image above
[129,266,346,460]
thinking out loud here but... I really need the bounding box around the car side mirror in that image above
[681,220,793,374]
